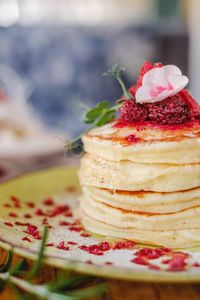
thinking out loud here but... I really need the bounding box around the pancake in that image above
[79,62,200,248]
[83,186,200,213]
[83,121,200,164]
[80,195,200,231]
[80,209,200,248]
[79,153,200,192]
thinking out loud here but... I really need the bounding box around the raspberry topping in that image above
[146,93,192,125]
[119,99,147,122]
[118,61,200,125]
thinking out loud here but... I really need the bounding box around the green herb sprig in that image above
[65,64,130,151]
[65,100,121,152]
[102,63,133,100]
[0,227,107,300]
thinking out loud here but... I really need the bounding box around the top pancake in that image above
[83,121,200,164]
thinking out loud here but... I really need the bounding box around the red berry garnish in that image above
[22,237,32,242]
[118,61,200,125]
[43,197,54,206]
[80,233,91,238]
[26,201,35,208]
[59,221,71,226]
[15,221,30,226]
[9,212,18,218]
[35,208,46,216]
[119,99,147,122]
[119,89,200,125]
[146,93,191,125]
[113,240,135,250]
[79,242,111,256]
[67,241,77,245]
[25,224,41,240]
[4,222,13,227]
[131,256,149,265]
[46,243,54,247]
[135,248,165,260]
[193,262,200,267]
[56,241,69,251]
[126,134,140,144]
[167,253,187,272]
[149,264,160,270]
[24,213,32,219]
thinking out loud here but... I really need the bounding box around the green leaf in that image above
[27,226,48,280]
[95,110,115,126]
[0,249,13,273]
[84,101,109,124]
[11,259,28,276]
[65,101,121,151]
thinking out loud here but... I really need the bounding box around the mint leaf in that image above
[95,110,115,126]
[84,100,119,127]
[84,101,109,124]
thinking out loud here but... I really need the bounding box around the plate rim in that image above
[1,166,200,283]
[1,239,200,283]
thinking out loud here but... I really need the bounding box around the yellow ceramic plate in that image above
[0,167,200,283]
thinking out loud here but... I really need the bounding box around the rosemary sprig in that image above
[0,228,107,299]
[28,225,48,280]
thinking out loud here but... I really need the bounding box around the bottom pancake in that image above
[80,210,200,248]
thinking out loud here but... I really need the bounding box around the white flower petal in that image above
[168,75,189,95]
[136,87,172,103]
[152,90,173,103]
[135,86,153,103]
[143,67,167,86]
[142,65,182,86]
[135,64,188,104]
[163,65,182,76]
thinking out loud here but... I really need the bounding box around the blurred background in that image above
[0,0,198,139]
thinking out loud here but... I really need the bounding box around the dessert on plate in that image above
[0,90,62,160]
[78,62,200,248]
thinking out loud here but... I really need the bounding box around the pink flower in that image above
[135,65,189,103]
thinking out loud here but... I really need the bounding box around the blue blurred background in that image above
[0,0,198,137]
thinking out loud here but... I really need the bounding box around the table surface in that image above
[1,248,200,300]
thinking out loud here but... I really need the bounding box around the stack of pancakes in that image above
[79,121,200,248]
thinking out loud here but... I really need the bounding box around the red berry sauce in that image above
[4,222,13,227]
[125,134,140,144]
[24,224,41,240]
